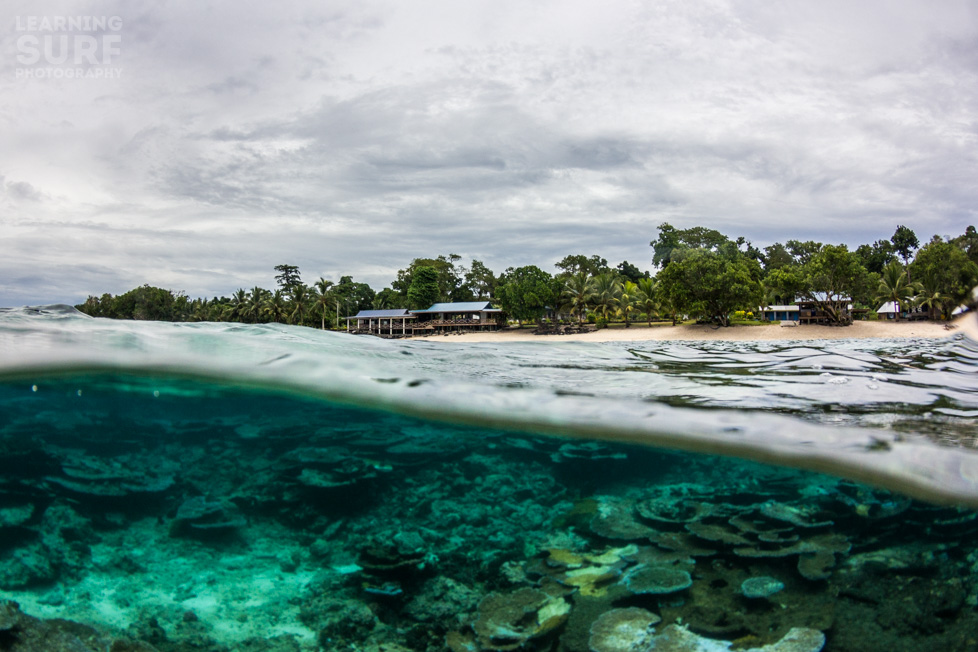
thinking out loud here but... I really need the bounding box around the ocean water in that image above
[1,306,977,651]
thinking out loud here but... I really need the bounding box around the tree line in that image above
[76,225,978,328]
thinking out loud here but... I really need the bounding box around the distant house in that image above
[756,304,800,322]
[757,294,852,324]
[877,301,901,320]
[410,301,503,334]
[344,302,503,337]
[797,294,852,324]
[344,309,416,336]
[877,301,927,321]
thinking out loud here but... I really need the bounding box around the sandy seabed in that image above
[411,319,966,343]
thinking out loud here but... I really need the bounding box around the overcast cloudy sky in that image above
[2,0,977,305]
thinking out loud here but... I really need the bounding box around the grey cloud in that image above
[5,180,43,202]
[2,0,978,305]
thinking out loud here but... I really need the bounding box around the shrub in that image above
[596,316,608,329]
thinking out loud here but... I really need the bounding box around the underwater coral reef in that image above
[1,377,977,651]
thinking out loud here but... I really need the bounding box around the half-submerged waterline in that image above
[1,306,977,650]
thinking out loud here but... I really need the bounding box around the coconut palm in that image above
[313,277,334,330]
[245,286,270,323]
[635,277,660,326]
[289,285,311,326]
[914,272,949,321]
[875,261,921,321]
[225,289,248,322]
[562,272,596,325]
[189,298,209,322]
[592,273,623,322]
[617,281,639,327]
[264,289,289,324]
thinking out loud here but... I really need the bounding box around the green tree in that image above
[407,266,441,309]
[952,226,978,265]
[592,273,623,321]
[226,289,249,322]
[244,286,269,323]
[392,255,464,302]
[910,238,978,318]
[616,261,648,283]
[785,240,823,265]
[313,278,334,330]
[464,260,498,300]
[373,288,400,310]
[761,243,795,272]
[801,245,871,324]
[497,265,553,325]
[562,272,596,325]
[657,250,764,327]
[634,277,660,326]
[763,266,806,305]
[264,290,289,323]
[651,223,731,269]
[289,285,311,326]
[855,240,897,275]
[914,272,950,321]
[555,254,610,279]
[334,276,376,314]
[274,264,303,292]
[891,225,920,268]
[618,281,639,327]
[874,261,921,320]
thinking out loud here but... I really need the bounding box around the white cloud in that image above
[1,0,977,304]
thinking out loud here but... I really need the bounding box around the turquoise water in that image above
[1,306,977,651]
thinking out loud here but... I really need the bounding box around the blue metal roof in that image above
[411,301,498,313]
[345,309,415,320]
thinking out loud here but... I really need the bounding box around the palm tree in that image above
[914,272,948,321]
[189,298,209,322]
[875,261,921,321]
[245,286,269,323]
[313,277,334,330]
[264,290,289,324]
[617,281,639,327]
[562,272,596,325]
[225,289,248,322]
[634,277,660,326]
[289,285,310,326]
[592,273,623,322]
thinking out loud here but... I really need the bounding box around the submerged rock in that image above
[0,600,159,651]
[622,565,692,595]
[0,545,58,589]
[590,499,657,540]
[169,496,246,537]
[588,607,661,652]
[741,576,786,599]
[647,624,824,651]
[470,587,570,651]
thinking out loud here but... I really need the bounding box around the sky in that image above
[1,0,977,306]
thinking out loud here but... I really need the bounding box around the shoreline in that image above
[408,319,964,343]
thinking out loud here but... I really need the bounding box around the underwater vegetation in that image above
[1,375,977,652]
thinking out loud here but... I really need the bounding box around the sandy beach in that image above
[411,319,965,343]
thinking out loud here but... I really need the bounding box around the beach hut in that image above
[756,304,800,322]
[345,309,416,337]
[797,294,852,324]
[877,301,900,320]
[410,301,503,333]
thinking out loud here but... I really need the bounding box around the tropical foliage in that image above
[76,224,977,330]
[874,262,921,321]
